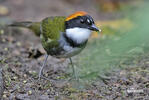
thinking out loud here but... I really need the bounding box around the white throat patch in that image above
[66,27,91,44]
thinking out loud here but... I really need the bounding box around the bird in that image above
[8,11,101,80]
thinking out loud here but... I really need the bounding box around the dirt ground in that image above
[0,30,149,99]
[0,0,149,100]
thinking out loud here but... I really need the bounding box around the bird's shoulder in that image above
[41,16,66,40]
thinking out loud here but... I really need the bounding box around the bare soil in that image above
[0,29,149,99]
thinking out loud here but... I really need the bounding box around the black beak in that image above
[88,24,101,32]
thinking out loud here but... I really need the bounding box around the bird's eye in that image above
[80,19,84,24]
[87,19,91,25]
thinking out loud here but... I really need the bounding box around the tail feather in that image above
[8,21,32,27]
[8,21,41,36]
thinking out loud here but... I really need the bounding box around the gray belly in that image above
[54,46,85,58]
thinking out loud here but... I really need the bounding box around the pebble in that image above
[0,29,4,35]
[16,42,22,47]
[15,94,30,100]
[28,90,32,95]
[23,80,27,84]
[13,76,18,80]
[4,47,8,51]
[2,94,7,98]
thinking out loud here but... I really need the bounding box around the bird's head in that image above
[65,11,101,44]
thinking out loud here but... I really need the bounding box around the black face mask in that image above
[65,15,98,31]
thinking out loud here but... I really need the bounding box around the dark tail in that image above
[8,21,41,36]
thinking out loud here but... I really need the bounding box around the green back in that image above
[41,16,66,40]
[41,16,66,54]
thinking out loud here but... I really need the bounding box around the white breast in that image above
[66,27,91,44]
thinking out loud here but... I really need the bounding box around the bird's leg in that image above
[69,58,78,80]
[38,54,49,80]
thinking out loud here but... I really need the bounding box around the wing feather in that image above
[40,16,66,54]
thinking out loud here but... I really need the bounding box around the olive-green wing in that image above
[40,16,66,54]
[41,16,66,40]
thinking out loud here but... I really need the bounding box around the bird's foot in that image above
[73,74,79,81]
[99,75,110,80]
[98,75,111,84]
[38,74,51,81]
[38,54,49,81]
[66,74,79,82]
[38,68,44,81]
[38,73,42,81]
